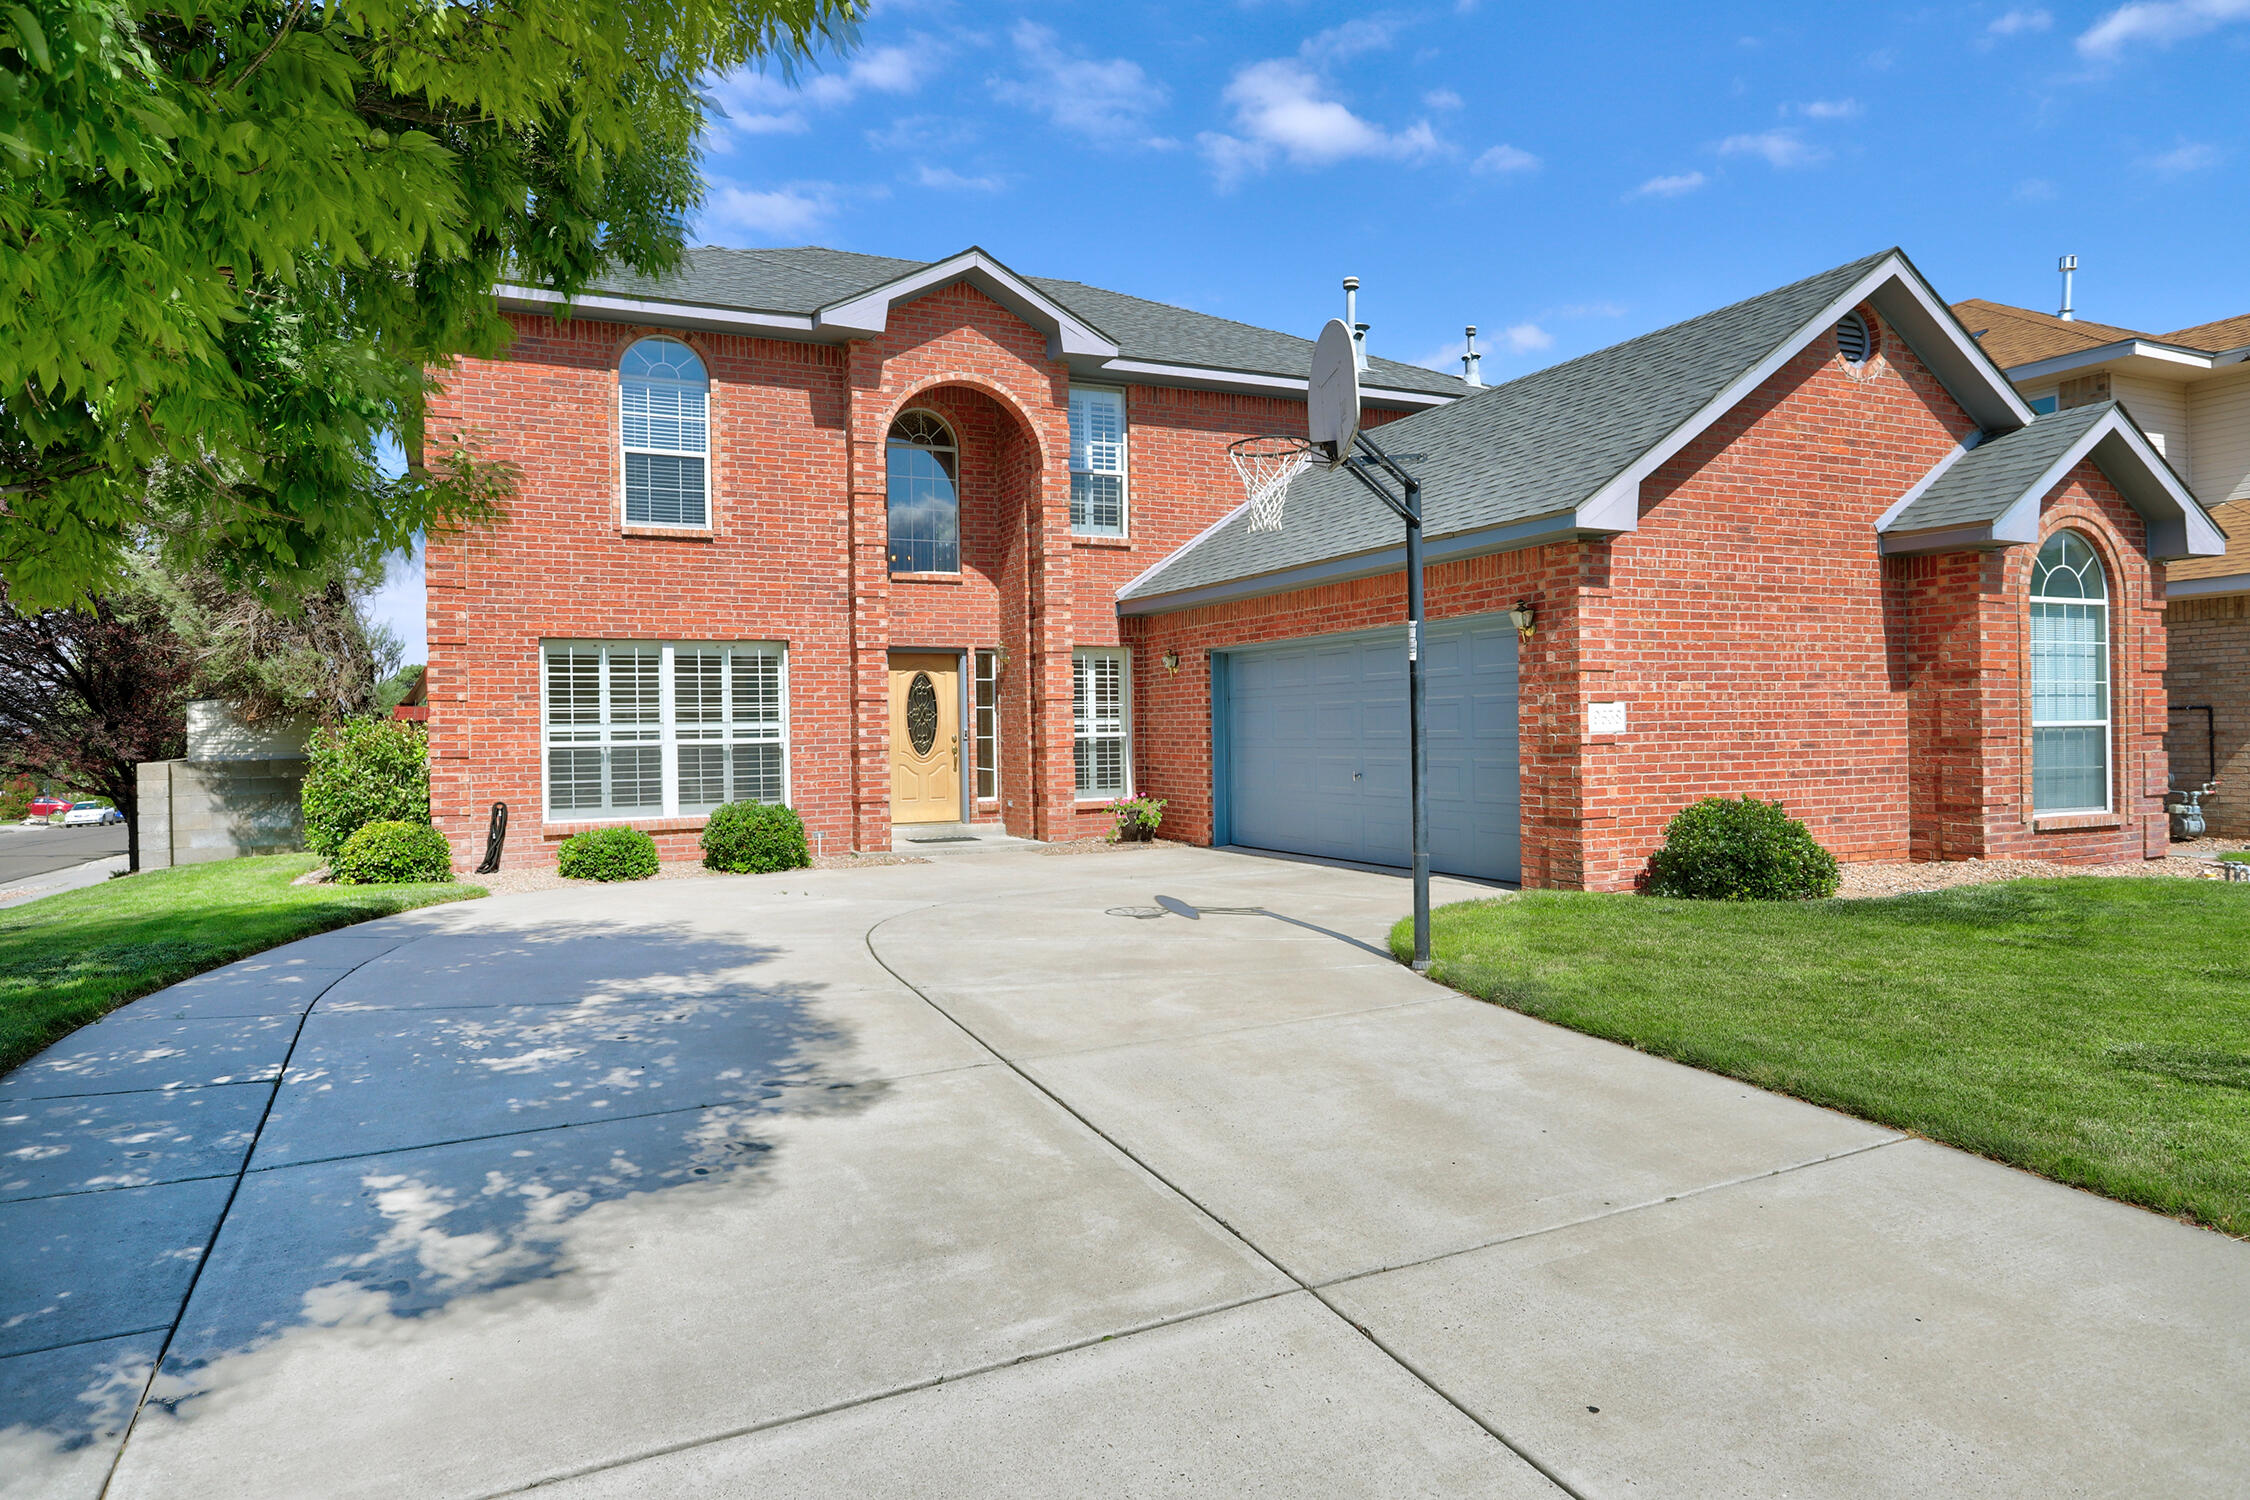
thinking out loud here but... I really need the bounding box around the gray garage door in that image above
[1218,616,1520,883]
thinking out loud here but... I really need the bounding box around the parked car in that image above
[60,802,123,826]
[26,794,71,819]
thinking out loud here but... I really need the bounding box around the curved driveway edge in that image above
[2,846,2244,1498]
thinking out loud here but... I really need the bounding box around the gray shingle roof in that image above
[575,246,1467,397]
[1120,249,1897,604]
[1885,402,2115,534]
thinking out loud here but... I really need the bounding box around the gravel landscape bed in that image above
[1838,837,2250,897]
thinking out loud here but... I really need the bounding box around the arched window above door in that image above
[887,409,959,574]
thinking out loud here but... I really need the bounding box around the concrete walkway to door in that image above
[3,846,2245,1497]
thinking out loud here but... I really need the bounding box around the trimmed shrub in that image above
[558,825,659,881]
[1644,796,1840,901]
[302,718,429,858]
[332,820,454,885]
[701,801,811,874]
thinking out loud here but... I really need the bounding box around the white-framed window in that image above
[621,337,709,527]
[974,649,1000,801]
[887,409,959,573]
[542,641,787,820]
[2029,531,2110,815]
[1069,387,1127,537]
[1072,647,1129,798]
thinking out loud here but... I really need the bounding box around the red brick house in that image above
[424,246,2224,888]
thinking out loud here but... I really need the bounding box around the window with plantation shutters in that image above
[620,338,709,527]
[1068,388,1126,536]
[542,641,787,820]
[1073,647,1129,798]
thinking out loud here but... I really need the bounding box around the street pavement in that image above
[0,823,130,890]
[1,845,2243,1498]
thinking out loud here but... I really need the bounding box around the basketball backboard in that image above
[1309,317,1360,467]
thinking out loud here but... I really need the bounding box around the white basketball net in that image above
[1229,440,1315,532]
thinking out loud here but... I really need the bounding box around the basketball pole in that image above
[1333,427,1431,973]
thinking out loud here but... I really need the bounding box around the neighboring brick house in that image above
[1954,294,2250,833]
[426,245,2224,888]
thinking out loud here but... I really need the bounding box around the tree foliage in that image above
[1,0,863,606]
[0,585,193,867]
[141,554,404,724]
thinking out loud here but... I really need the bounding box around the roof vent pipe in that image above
[1342,276,1368,369]
[2058,253,2077,322]
[1462,325,1483,387]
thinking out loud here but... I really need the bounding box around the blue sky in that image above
[371,0,2249,660]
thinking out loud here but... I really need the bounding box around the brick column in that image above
[846,343,895,853]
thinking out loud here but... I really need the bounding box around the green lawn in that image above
[1396,879,2250,1236]
[1,854,481,1074]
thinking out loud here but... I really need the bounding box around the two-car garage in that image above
[1213,614,1522,884]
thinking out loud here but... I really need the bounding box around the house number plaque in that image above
[906,673,939,756]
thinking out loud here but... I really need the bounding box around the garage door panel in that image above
[1222,618,1519,883]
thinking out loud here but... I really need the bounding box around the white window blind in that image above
[621,338,709,527]
[1069,388,1126,537]
[2028,532,2110,815]
[1073,648,1128,798]
[543,641,787,820]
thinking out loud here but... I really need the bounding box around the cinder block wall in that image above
[2164,592,2249,835]
[135,759,309,866]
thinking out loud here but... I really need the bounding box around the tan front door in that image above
[889,653,961,823]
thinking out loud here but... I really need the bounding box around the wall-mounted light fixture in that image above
[1162,649,1180,674]
[1508,600,1536,640]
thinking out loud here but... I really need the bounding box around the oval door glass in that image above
[906,672,939,756]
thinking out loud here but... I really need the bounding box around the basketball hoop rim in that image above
[1227,432,1340,471]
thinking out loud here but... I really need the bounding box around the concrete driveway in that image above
[3,845,2245,1498]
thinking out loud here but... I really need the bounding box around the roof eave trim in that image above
[1086,357,1458,408]
[1118,510,1581,616]
[2004,339,2220,381]
[495,284,818,336]
[1878,523,2020,556]
[1574,253,2036,536]
[2168,570,2250,599]
[1873,436,1980,533]
[815,247,1121,360]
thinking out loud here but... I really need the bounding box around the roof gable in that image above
[1880,401,2226,562]
[1122,249,2033,612]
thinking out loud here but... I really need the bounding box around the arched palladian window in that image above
[2029,530,2110,814]
[620,337,709,527]
[887,409,959,574]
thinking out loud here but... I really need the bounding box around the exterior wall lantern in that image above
[1508,600,1536,640]
[1162,649,1180,674]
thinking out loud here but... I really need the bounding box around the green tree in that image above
[1,0,861,608]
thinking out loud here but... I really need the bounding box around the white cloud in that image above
[994,21,1168,140]
[2146,140,2223,174]
[1792,98,1862,119]
[699,184,840,242]
[2078,0,2250,57]
[1501,322,1553,353]
[1301,17,1400,63]
[1988,8,2054,35]
[1633,170,1706,198]
[1554,300,1628,319]
[709,44,933,143]
[1200,58,1439,186]
[1424,87,1464,110]
[1473,143,1540,174]
[2015,176,2059,201]
[865,114,977,152]
[1718,128,1827,167]
[916,164,1005,192]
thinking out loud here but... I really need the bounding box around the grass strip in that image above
[1395,878,2250,1235]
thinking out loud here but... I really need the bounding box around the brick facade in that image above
[428,286,2173,886]
[2164,591,2250,836]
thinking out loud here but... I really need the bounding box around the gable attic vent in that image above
[1835,311,1874,365]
